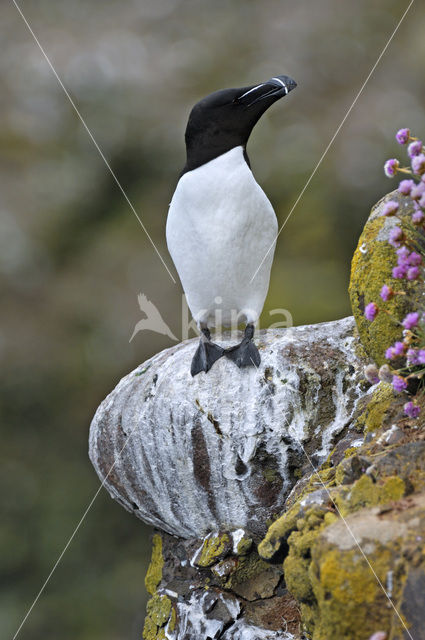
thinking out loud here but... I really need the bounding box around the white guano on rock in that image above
[89,317,369,539]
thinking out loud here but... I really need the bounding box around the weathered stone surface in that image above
[259,379,425,640]
[244,594,300,635]
[89,317,369,539]
[142,528,298,640]
[349,190,424,366]
[312,495,425,640]
[191,532,232,568]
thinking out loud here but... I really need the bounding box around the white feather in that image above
[166,146,277,327]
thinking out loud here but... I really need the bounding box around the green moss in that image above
[195,532,230,567]
[135,364,151,376]
[225,551,270,589]
[349,192,419,365]
[145,534,164,596]
[262,467,280,482]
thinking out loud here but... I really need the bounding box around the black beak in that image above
[236,75,297,107]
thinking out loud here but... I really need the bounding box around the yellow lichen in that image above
[166,606,177,633]
[258,503,300,560]
[345,474,378,511]
[335,474,405,517]
[363,383,394,433]
[146,594,172,627]
[349,192,419,365]
[281,508,330,607]
[143,595,172,639]
[142,614,158,640]
[195,532,230,567]
[284,553,313,602]
[310,547,393,639]
[234,533,252,556]
[145,534,164,596]
[323,511,338,526]
[379,475,405,503]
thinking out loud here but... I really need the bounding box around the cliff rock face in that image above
[89,317,368,540]
[89,316,373,639]
[259,382,425,640]
[349,190,420,366]
[142,529,300,640]
[88,194,425,640]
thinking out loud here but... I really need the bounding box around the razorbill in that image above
[166,75,297,376]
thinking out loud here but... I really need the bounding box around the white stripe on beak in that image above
[271,77,288,94]
[238,83,266,99]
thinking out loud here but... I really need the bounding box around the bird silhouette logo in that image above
[129,293,178,343]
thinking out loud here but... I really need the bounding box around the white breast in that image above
[166,146,277,327]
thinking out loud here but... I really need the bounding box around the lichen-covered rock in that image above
[89,317,370,539]
[349,190,422,365]
[145,533,164,596]
[142,528,300,640]
[311,495,425,640]
[259,381,425,639]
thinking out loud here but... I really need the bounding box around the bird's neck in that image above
[181,144,250,176]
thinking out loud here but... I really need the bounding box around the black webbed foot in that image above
[191,328,225,376]
[224,324,261,368]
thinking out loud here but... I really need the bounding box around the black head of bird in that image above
[183,75,297,173]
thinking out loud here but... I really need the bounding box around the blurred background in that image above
[1,0,424,638]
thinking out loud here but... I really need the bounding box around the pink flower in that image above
[364,364,380,385]
[407,252,422,266]
[402,312,419,329]
[396,128,410,145]
[408,140,423,158]
[411,182,425,200]
[381,200,399,216]
[380,285,393,301]
[418,349,425,365]
[412,209,425,224]
[392,341,406,356]
[407,348,419,365]
[412,154,425,175]
[396,246,410,264]
[392,375,407,392]
[385,346,395,360]
[407,266,420,280]
[392,264,407,279]
[368,633,388,640]
[404,401,420,418]
[398,179,415,195]
[365,302,378,321]
[384,158,400,177]
[389,226,403,247]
